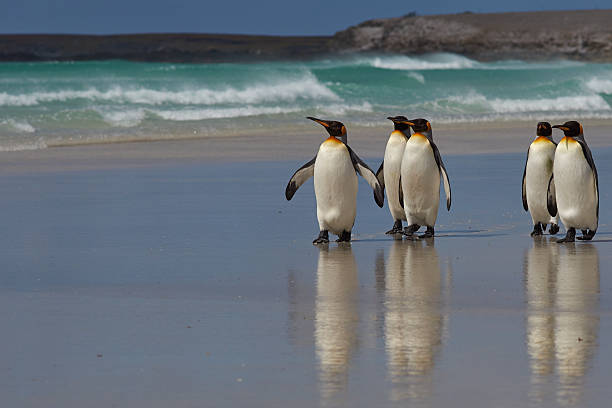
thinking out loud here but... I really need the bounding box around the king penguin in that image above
[285,117,384,244]
[397,118,451,239]
[522,122,560,236]
[547,120,599,243]
[375,116,411,234]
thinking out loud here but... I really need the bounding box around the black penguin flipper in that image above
[285,155,316,200]
[398,174,404,208]
[347,145,384,207]
[374,161,385,204]
[431,141,451,211]
[577,138,599,219]
[547,175,557,217]
[375,161,385,189]
[522,147,529,211]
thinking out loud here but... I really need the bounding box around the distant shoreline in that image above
[0,33,334,63]
[1,10,612,63]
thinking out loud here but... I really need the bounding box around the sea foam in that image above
[585,78,612,94]
[367,53,478,70]
[0,72,339,107]
[152,106,302,121]
[0,140,47,151]
[428,92,611,114]
[100,109,147,127]
[0,119,36,133]
[488,94,611,113]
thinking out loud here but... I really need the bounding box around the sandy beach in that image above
[2,123,612,407]
[2,119,612,172]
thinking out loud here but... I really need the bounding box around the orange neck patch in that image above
[560,136,577,144]
[560,136,579,149]
[533,136,552,144]
[324,136,342,145]
[411,133,428,141]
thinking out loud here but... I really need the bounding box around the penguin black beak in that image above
[306,116,330,128]
[552,124,569,131]
[399,120,415,126]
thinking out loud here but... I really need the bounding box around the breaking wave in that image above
[366,53,478,70]
[0,119,36,133]
[419,92,611,115]
[151,106,302,121]
[585,77,612,94]
[1,56,612,150]
[0,72,339,107]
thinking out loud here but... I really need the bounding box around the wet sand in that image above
[2,119,612,172]
[2,125,612,407]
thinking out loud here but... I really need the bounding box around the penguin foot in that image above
[548,224,560,235]
[336,230,352,242]
[419,226,435,239]
[577,229,596,241]
[402,224,420,239]
[530,223,543,237]
[385,220,404,235]
[556,228,576,243]
[313,230,329,245]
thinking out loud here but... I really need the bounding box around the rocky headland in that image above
[1,10,612,62]
[332,10,612,61]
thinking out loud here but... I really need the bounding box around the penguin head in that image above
[536,122,552,137]
[307,116,347,143]
[552,121,583,138]
[387,116,411,132]
[405,118,433,139]
[408,118,431,133]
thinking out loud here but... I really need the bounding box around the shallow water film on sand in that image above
[2,151,611,407]
[1,54,612,149]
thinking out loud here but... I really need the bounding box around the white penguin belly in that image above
[554,139,598,230]
[383,133,407,221]
[400,135,440,226]
[314,140,358,234]
[526,140,557,225]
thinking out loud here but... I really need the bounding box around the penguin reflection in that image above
[525,241,599,406]
[524,239,558,401]
[314,245,359,402]
[383,239,445,403]
[556,244,599,406]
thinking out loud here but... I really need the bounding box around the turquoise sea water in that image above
[1,53,612,150]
